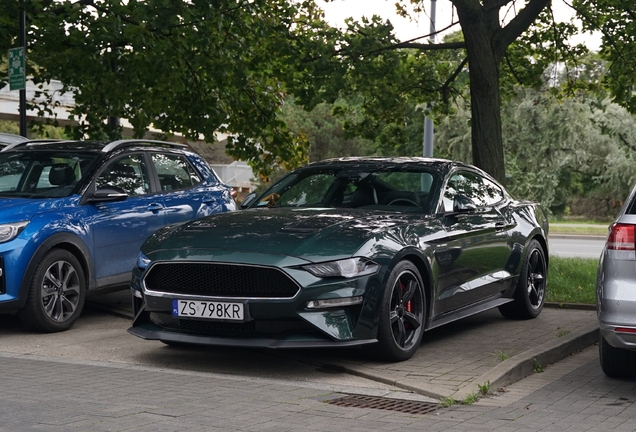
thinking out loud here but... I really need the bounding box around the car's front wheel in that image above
[375,261,426,362]
[499,239,546,320]
[599,333,636,378]
[18,248,86,332]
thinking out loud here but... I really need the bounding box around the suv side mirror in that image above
[88,186,128,203]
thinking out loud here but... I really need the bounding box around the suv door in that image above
[87,153,167,287]
[149,152,226,223]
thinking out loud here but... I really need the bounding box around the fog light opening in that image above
[306,296,363,310]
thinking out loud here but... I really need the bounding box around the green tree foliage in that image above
[290,0,587,183]
[434,83,636,218]
[278,98,374,162]
[573,0,636,112]
[0,0,317,180]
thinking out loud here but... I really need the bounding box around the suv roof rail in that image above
[102,139,188,153]
[1,139,67,152]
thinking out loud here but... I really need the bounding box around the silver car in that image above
[597,189,636,377]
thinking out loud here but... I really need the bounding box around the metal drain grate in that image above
[325,394,440,415]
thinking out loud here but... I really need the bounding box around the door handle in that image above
[147,203,164,213]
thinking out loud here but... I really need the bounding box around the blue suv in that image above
[0,139,236,332]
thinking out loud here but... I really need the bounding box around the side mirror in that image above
[453,194,477,213]
[240,192,257,209]
[88,186,128,203]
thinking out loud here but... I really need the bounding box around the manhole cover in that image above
[325,394,440,415]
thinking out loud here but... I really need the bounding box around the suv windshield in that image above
[0,151,100,198]
[252,166,440,214]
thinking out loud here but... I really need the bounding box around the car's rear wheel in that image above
[499,239,546,320]
[375,261,426,362]
[18,249,86,332]
[599,333,636,378]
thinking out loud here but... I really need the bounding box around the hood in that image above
[0,196,64,223]
[144,207,412,262]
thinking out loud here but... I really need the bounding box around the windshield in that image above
[0,151,100,198]
[251,166,440,214]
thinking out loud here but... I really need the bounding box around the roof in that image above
[0,139,188,154]
[0,132,28,146]
[304,156,463,171]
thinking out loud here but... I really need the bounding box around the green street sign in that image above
[8,47,25,91]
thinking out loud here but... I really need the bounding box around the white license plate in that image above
[172,299,244,321]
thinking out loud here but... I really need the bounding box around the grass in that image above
[550,224,609,236]
[494,350,511,362]
[547,257,597,304]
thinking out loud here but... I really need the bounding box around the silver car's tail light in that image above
[606,223,636,260]
[607,223,635,250]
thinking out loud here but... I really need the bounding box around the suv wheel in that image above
[18,249,86,332]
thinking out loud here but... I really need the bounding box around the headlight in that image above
[0,221,28,243]
[137,252,152,269]
[303,257,379,278]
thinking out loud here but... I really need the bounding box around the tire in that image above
[374,261,426,362]
[499,239,546,320]
[599,333,636,378]
[18,248,86,333]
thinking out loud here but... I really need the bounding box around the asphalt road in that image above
[549,235,606,259]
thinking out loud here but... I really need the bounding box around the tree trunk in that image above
[450,0,549,184]
[453,1,506,183]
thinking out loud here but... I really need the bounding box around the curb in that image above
[451,323,599,401]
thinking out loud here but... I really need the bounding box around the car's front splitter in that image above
[127,322,377,349]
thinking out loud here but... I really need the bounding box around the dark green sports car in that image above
[128,157,549,361]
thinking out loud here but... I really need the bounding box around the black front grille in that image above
[150,313,319,338]
[144,262,300,298]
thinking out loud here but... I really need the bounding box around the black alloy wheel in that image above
[18,248,86,332]
[375,261,426,361]
[499,239,547,319]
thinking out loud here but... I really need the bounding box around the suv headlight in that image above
[0,221,29,243]
[303,257,379,278]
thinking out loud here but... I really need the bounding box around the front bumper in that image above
[127,321,376,348]
[128,260,387,348]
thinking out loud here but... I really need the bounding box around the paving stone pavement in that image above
[299,306,598,400]
[1,343,633,431]
[90,292,599,402]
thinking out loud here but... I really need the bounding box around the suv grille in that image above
[144,262,300,298]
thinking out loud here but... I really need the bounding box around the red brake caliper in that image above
[402,282,412,313]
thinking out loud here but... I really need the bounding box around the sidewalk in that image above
[88,292,599,401]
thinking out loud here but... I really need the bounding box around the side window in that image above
[96,154,150,196]
[482,177,504,205]
[442,171,486,211]
[151,153,201,192]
